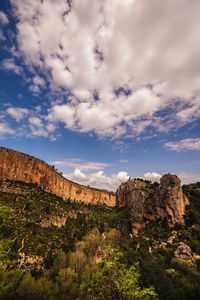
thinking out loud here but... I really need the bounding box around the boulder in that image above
[174,242,192,260]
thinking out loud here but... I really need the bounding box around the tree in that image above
[17,272,59,300]
[80,249,157,300]
[0,205,14,298]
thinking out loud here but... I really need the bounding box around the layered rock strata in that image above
[116,174,189,233]
[0,147,116,207]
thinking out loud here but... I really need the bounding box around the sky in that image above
[0,0,200,191]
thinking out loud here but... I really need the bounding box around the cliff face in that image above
[116,174,189,233]
[0,147,116,207]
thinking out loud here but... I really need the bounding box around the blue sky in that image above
[0,0,200,191]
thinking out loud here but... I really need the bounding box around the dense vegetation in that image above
[0,180,200,299]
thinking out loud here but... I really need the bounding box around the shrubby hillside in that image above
[0,180,200,299]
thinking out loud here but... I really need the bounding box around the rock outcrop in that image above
[0,147,116,207]
[174,242,192,261]
[116,174,189,233]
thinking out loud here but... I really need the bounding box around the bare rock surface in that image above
[174,242,192,261]
[116,174,189,233]
[0,147,116,207]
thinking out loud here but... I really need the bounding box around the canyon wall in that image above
[0,147,116,207]
[116,174,189,233]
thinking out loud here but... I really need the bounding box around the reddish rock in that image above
[0,147,116,207]
[116,174,189,233]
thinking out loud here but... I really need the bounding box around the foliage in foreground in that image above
[81,249,157,300]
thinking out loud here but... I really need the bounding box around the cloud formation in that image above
[0,122,15,138]
[165,138,200,151]
[0,11,9,25]
[51,159,111,171]
[7,107,29,122]
[178,172,200,184]
[64,168,200,191]
[143,172,162,182]
[2,58,23,75]
[9,0,200,138]
[64,168,129,191]
[144,171,200,184]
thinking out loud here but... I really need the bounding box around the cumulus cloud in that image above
[64,168,200,190]
[165,138,200,151]
[33,76,46,87]
[7,107,29,122]
[51,159,111,171]
[64,169,129,191]
[29,117,43,127]
[178,172,200,184]
[143,172,162,182]
[0,122,15,138]
[143,171,200,184]
[1,58,23,75]
[29,75,46,94]
[29,84,41,94]
[28,117,49,137]
[0,11,9,25]
[9,0,200,138]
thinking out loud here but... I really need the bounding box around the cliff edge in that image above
[0,147,116,207]
[116,174,189,233]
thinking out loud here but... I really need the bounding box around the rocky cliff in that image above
[0,147,116,207]
[116,174,189,233]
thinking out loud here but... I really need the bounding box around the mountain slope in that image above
[0,147,116,207]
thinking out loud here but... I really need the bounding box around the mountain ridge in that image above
[0,147,116,207]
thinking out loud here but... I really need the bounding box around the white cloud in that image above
[33,75,46,87]
[9,0,200,138]
[143,172,162,182]
[1,58,23,75]
[28,117,49,137]
[29,126,48,137]
[47,104,75,129]
[46,123,56,133]
[64,167,200,190]
[178,172,200,184]
[165,138,200,151]
[29,84,41,94]
[51,159,111,171]
[0,122,15,137]
[29,117,43,127]
[143,171,200,184]
[0,30,5,40]
[29,75,46,94]
[7,107,29,122]
[0,11,9,25]
[64,169,129,191]
[45,87,159,138]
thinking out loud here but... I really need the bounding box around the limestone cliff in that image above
[0,147,116,207]
[116,174,189,233]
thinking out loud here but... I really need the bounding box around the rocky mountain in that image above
[0,147,189,233]
[0,179,128,270]
[0,147,116,207]
[116,174,189,233]
[0,148,200,300]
